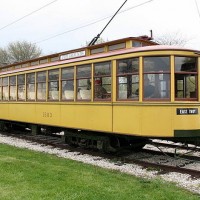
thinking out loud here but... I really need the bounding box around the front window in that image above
[77,65,91,100]
[48,69,59,100]
[117,58,139,100]
[17,74,25,100]
[94,62,111,100]
[175,57,197,100]
[143,57,170,100]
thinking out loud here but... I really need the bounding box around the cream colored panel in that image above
[141,106,172,137]
[60,104,112,132]
[113,105,141,135]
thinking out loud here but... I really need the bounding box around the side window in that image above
[0,78,2,100]
[175,57,197,100]
[17,74,25,100]
[27,73,35,100]
[9,76,16,100]
[62,67,74,100]
[37,71,46,101]
[94,62,111,100]
[117,58,139,100]
[143,57,170,100]
[132,41,142,47]
[48,69,59,101]
[77,65,91,100]
[2,77,8,101]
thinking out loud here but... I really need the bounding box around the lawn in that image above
[0,144,199,200]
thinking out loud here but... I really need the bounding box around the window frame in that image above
[9,76,16,101]
[143,56,171,101]
[76,64,91,101]
[61,67,74,101]
[174,56,198,101]
[37,71,47,101]
[0,78,2,100]
[94,61,112,101]
[116,57,139,101]
[17,74,25,101]
[2,77,8,101]
[27,73,35,101]
[48,69,59,101]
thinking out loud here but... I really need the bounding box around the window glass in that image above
[62,68,74,79]
[77,65,91,78]
[48,69,59,100]
[143,57,170,100]
[27,73,35,83]
[91,47,104,54]
[77,65,91,100]
[27,73,35,100]
[2,77,8,100]
[37,71,46,100]
[49,69,59,81]
[143,74,170,98]
[17,74,25,100]
[175,57,197,100]
[94,62,111,76]
[94,62,111,100]
[9,76,16,100]
[117,58,139,100]
[108,43,125,51]
[132,41,142,47]
[144,57,170,72]
[18,74,25,85]
[3,77,8,86]
[62,67,74,100]
[37,71,46,82]
[0,78,2,100]
[175,57,196,72]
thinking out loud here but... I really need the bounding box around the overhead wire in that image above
[0,0,59,31]
[34,0,154,44]
[194,0,200,22]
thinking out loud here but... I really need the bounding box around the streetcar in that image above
[0,36,199,152]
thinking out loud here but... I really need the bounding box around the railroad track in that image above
[150,139,200,152]
[145,140,200,162]
[1,132,200,178]
[121,149,200,177]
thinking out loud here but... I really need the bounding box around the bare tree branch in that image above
[154,32,189,47]
[0,41,42,66]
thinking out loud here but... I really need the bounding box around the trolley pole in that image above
[88,0,128,46]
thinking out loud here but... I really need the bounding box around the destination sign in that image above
[176,108,198,115]
[60,50,86,60]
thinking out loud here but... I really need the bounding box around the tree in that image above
[84,37,108,46]
[154,32,189,47]
[0,41,42,66]
[0,48,10,66]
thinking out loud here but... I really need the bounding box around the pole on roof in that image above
[88,0,128,46]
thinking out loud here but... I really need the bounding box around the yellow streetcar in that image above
[0,36,199,151]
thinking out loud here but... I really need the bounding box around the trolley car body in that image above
[0,37,199,148]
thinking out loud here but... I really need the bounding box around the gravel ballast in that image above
[0,134,199,195]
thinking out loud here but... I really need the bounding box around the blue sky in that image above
[0,0,199,55]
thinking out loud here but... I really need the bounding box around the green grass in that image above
[0,144,199,200]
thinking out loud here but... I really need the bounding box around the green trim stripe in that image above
[174,130,200,137]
